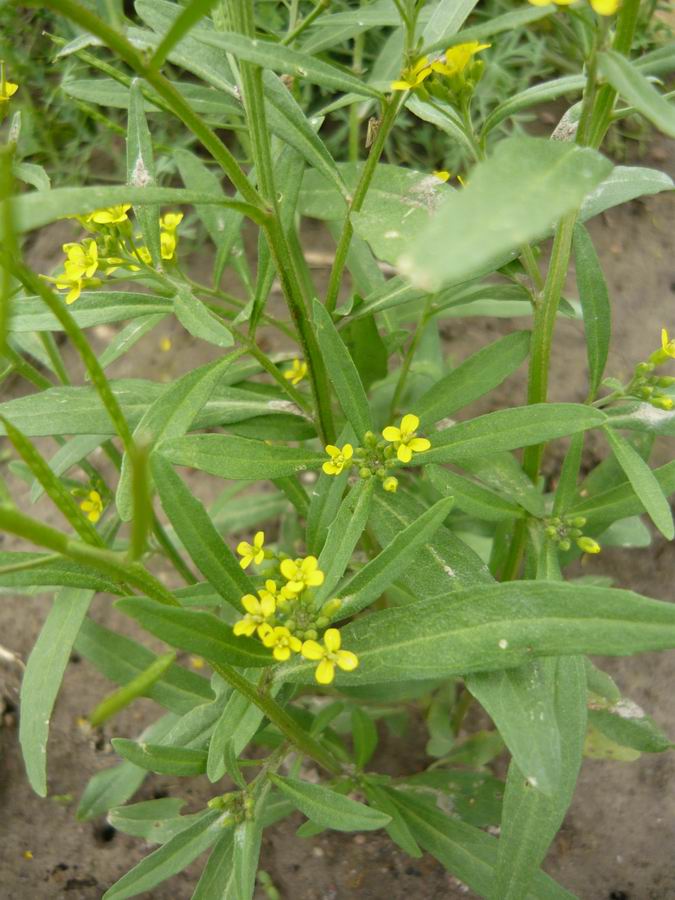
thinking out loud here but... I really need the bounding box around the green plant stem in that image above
[281,0,330,45]
[325,94,404,314]
[211,661,343,776]
[0,504,179,605]
[389,299,431,418]
[38,332,71,385]
[186,278,297,340]
[349,34,365,163]
[2,343,53,390]
[88,651,177,726]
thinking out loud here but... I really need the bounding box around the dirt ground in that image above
[0,131,674,899]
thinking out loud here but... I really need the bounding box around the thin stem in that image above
[281,0,330,46]
[389,299,432,419]
[325,95,404,314]
[211,660,343,776]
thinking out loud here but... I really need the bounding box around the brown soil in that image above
[0,134,674,900]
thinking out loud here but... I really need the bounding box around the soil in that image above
[0,130,674,900]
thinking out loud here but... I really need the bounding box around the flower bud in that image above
[577,536,601,554]
[321,598,342,618]
[559,539,571,552]
[545,525,558,538]
[571,517,586,528]
[383,476,398,493]
[359,467,372,479]
[652,395,674,410]
[304,629,317,641]
[635,361,655,376]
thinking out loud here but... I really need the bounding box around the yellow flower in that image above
[160,229,177,260]
[133,245,153,266]
[83,204,132,226]
[233,591,276,637]
[80,490,103,523]
[63,240,99,279]
[284,358,308,386]
[261,578,294,607]
[382,414,431,463]
[237,531,265,569]
[661,328,675,359]
[430,41,491,77]
[259,624,302,661]
[382,476,398,493]
[433,170,450,182]
[322,443,353,476]
[160,211,183,232]
[280,556,324,594]
[0,78,18,103]
[528,0,618,12]
[391,56,433,91]
[54,267,97,304]
[301,628,359,685]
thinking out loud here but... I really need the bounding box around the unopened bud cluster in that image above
[544,516,601,555]
[619,329,675,411]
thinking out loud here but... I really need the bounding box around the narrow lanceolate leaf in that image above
[573,224,610,399]
[416,331,530,425]
[116,597,273,669]
[102,808,222,899]
[386,789,573,900]
[111,739,207,776]
[195,31,383,100]
[337,497,454,619]
[282,581,675,685]
[489,657,587,900]
[269,775,390,832]
[108,797,193,843]
[0,416,101,546]
[427,465,523,523]
[174,288,234,348]
[151,454,252,608]
[127,79,161,265]
[9,293,173,332]
[605,428,674,539]
[421,0,479,46]
[192,829,234,900]
[0,553,121,594]
[569,459,675,525]
[117,353,238,520]
[313,300,373,439]
[418,404,606,464]
[317,478,374,601]
[598,50,675,139]
[397,137,612,292]
[157,434,325,480]
[589,703,673,753]
[19,588,94,796]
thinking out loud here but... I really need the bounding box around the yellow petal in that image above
[336,650,359,672]
[390,79,412,91]
[241,594,260,615]
[306,570,325,587]
[315,658,335,684]
[324,628,341,653]
[301,639,324,661]
[382,426,401,442]
[343,444,354,460]
[280,558,297,581]
[400,414,420,434]
[260,594,276,618]
[325,445,340,458]
[408,437,431,453]
[254,531,265,549]
[397,444,413,464]
[234,618,255,637]
[289,635,302,653]
[274,646,291,662]
[323,461,339,475]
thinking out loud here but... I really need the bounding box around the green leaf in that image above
[19,588,94,796]
[196,31,383,100]
[362,782,422,858]
[489,657,587,900]
[98,314,168,371]
[570,459,675,526]
[127,79,161,265]
[317,478,374,601]
[483,75,585,135]
[604,427,674,539]
[116,597,273,668]
[0,553,120,594]
[421,0,479,46]
[117,354,239,520]
[337,497,455,619]
[573,224,610,399]
[103,809,222,899]
[580,165,673,222]
[149,0,220,68]
[427,465,523,523]
[312,299,373,439]
[111,739,207,776]
[397,137,612,292]
[422,4,556,55]
[419,404,606,464]
[192,829,234,899]
[351,707,379,769]
[75,618,213,714]
[282,581,675,685]
[108,798,198,844]
[369,488,493,599]
[589,703,672,753]
[306,425,354,554]
[598,50,675,138]
[157,434,324,480]
[268,774,390,832]
[9,293,173,332]
[386,789,573,899]
[416,331,530,425]
[151,454,252,609]
[13,185,262,233]
[174,288,234,348]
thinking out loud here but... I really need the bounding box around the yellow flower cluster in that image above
[233,532,358,684]
[0,62,18,105]
[528,0,619,15]
[321,413,431,490]
[391,41,490,92]
[43,206,183,303]
[544,515,600,555]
